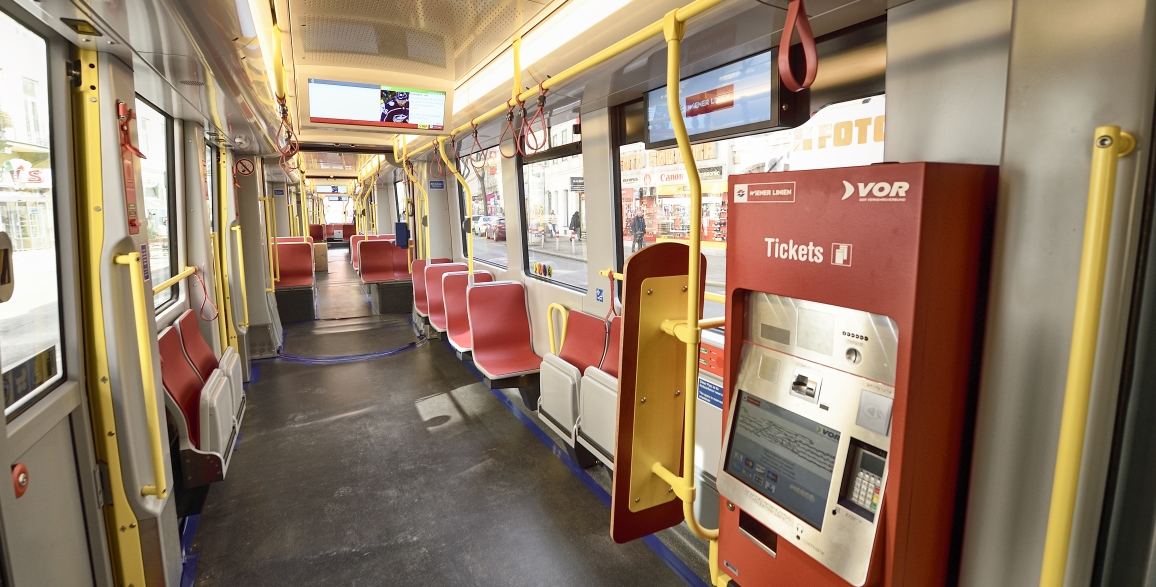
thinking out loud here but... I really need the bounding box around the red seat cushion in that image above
[601,316,622,378]
[425,263,469,331]
[468,282,540,378]
[158,327,204,449]
[175,309,217,382]
[444,271,494,351]
[411,258,452,315]
[325,224,336,238]
[276,242,314,288]
[558,311,608,375]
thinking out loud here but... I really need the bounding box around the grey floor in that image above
[191,245,698,586]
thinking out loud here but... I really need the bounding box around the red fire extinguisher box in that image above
[717,163,997,586]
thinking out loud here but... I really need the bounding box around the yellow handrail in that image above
[599,269,624,280]
[152,266,195,296]
[114,252,168,500]
[231,226,250,328]
[547,303,569,355]
[261,196,276,291]
[704,292,724,304]
[1039,126,1135,587]
[439,138,475,280]
[217,143,237,351]
[401,152,431,261]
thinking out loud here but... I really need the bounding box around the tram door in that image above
[0,9,101,587]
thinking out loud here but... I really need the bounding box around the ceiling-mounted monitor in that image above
[308,78,446,130]
[314,184,348,194]
[644,49,807,149]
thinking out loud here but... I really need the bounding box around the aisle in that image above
[314,243,373,320]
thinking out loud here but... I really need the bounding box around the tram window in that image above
[520,139,586,291]
[457,144,507,268]
[0,10,64,418]
[394,179,407,224]
[617,96,887,319]
[135,98,177,310]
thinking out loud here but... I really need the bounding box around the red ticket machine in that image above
[717,163,997,586]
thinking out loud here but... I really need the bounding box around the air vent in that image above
[179,80,205,86]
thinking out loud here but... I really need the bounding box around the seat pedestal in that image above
[275,287,317,323]
[371,282,414,314]
[483,373,540,410]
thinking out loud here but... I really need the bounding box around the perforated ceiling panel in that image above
[294,0,548,80]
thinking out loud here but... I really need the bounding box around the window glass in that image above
[204,143,216,229]
[522,148,586,290]
[324,196,351,224]
[0,10,64,417]
[457,145,507,268]
[135,98,175,309]
[619,96,886,318]
[394,180,407,223]
[523,110,580,156]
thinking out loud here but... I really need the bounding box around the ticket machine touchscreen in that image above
[718,292,898,586]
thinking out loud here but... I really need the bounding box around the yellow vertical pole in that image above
[71,47,150,587]
[440,138,475,282]
[217,142,237,351]
[1038,126,1136,587]
[261,197,276,291]
[403,160,430,260]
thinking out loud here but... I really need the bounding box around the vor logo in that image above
[841,180,910,201]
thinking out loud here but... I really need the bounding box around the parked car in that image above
[486,217,506,241]
[471,215,482,234]
[475,216,495,236]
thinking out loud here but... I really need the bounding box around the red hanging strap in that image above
[523,82,549,153]
[777,0,818,93]
[498,103,519,159]
[469,122,488,172]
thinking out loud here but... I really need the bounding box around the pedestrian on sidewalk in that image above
[569,211,581,240]
[631,208,647,253]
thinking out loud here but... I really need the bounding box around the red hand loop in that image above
[499,104,519,159]
[777,0,818,93]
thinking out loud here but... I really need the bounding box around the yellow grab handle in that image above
[599,269,624,280]
[1039,126,1135,587]
[231,226,250,328]
[152,266,195,296]
[547,303,569,355]
[114,252,168,500]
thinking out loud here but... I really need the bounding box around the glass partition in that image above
[135,97,176,309]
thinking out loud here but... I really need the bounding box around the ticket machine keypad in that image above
[851,470,882,512]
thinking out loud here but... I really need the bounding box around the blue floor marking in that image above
[179,514,200,587]
[233,432,243,452]
[247,364,261,386]
[452,341,710,587]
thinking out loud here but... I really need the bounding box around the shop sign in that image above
[0,160,50,189]
[699,166,723,179]
[570,177,584,192]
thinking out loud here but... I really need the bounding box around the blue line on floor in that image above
[246,364,261,387]
[451,341,710,587]
[179,514,200,587]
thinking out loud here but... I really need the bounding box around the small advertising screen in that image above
[647,51,773,146]
[308,78,446,130]
[725,390,840,530]
[314,184,348,194]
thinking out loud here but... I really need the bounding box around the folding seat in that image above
[538,311,608,444]
[442,271,494,356]
[576,316,622,468]
[424,263,469,332]
[174,309,245,423]
[158,328,235,484]
[467,281,542,408]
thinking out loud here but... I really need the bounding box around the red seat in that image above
[308,224,324,242]
[325,224,336,239]
[360,240,412,283]
[275,236,313,244]
[159,328,205,449]
[393,243,412,275]
[275,242,314,288]
[351,235,367,270]
[468,281,541,379]
[558,311,609,375]
[425,263,469,332]
[443,271,494,352]
[600,316,622,378]
[175,309,216,382]
[412,257,452,316]
[341,223,355,240]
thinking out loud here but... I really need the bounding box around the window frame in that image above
[135,95,179,313]
[456,141,508,269]
[516,140,585,292]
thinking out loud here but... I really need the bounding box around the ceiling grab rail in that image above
[439,137,476,282]
[1038,126,1136,587]
[231,226,250,329]
[113,252,168,501]
[777,0,818,92]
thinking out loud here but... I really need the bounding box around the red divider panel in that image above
[558,311,608,375]
[341,223,355,240]
[467,281,541,379]
[443,271,494,351]
[600,316,623,378]
[425,263,469,331]
[158,327,204,449]
[175,309,217,382]
[275,242,315,288]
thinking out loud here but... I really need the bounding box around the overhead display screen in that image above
[308,78,446,130]
[646,51,774,146]
[314,184,348,194]
[725,391,840,530]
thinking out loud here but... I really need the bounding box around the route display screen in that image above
[307,78,446,130]
[725,391,841,530]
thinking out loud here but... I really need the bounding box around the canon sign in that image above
[841,180,910,201]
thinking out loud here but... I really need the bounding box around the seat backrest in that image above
[174,309,218,382]
[274,236,312,244]
[351,235,367,269]
[158,327,204,449]
[308,224,324,242]
[324,224,336,238]
[374,234,395,241]
[359,240,401,282]
[443,271,495,345]
[276,242,315,287]
[342,223,356,240]
[600,316,622,378]
[425,263,469,327]
[392,243,411,275]
[558,311,608,375]
[467,281,534,355]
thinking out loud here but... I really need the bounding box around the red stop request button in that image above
[699,344,723,377]
[734,181,796,203]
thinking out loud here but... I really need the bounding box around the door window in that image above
[135,98,176,309]
[0,10,63,417]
